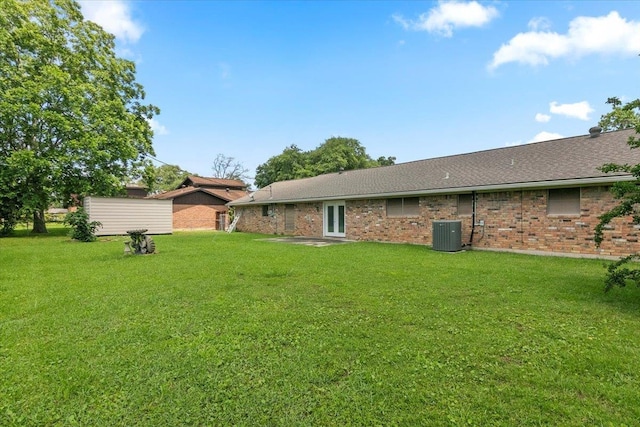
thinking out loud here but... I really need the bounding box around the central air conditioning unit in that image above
[432,220,462,252]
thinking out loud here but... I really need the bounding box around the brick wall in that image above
[173,205,224,230]
[236,203,323,236]
[235,186,640,257]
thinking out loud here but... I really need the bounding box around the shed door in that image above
[284,204,295,232]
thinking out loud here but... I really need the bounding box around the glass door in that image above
[323,201,345,237]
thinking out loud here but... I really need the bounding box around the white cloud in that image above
[80,1,144,44]
[529,131,563,143]
[528,17,551,32]
[535,113,551,123]
[505,140,522,147]
[549,101,594,121]
[506,130,564,146]
[392,14,411,31]
[489,11,640,69]
[148,118,168,136]
[393,1,499,37]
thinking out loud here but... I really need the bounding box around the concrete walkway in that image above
[260,236,354,247]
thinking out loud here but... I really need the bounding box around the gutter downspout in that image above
[468,191,477,247]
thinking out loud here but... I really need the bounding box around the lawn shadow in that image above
[600,287,640,315]
[3,226,70,239]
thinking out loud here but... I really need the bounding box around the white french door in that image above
[323,201,345,237]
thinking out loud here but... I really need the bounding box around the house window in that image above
[387,197,420,217]
[262,205,269,216]
[548,188,580,215]
[458,194,473,216]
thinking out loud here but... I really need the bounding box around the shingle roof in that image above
[151,186,247,202]
[230,129,640,206]
[179,176,246,189]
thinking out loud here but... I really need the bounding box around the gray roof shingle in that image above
[230,129,640,205]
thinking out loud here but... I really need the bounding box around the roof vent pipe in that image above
[589,126,602,138]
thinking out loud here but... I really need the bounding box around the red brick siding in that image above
[173,205,225,230]
[235,186,640,257]
[236,203,323,236]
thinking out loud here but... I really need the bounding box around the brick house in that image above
[153,176,247,230]
[229,128,640,257]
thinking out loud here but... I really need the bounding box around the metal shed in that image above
[84,197,173,236]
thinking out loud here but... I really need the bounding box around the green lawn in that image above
[1,226,640,426]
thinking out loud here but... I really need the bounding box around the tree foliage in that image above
[254,137,395,188]
[254,145,310,188]
[0,0,159,235]
[602,254,640,292]
[598,97,640,131]
[152,164,190,193]
[594,96,640,291]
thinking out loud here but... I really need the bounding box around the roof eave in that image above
[228,175,633,206]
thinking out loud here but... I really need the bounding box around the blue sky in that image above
[79,1,640,183]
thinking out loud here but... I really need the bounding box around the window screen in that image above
[547,188,580,215]
[387,197,420,217]
[262,205,269,216]
[458,194,473,216]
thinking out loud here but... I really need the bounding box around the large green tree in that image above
[254,145,311,188]
[254,137,395,188]
[152,164,190,193]
[594,96,640,291]
[0,0,159,234]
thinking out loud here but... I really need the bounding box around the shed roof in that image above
[230,129,640,206]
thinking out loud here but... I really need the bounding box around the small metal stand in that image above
[125,229,156,254]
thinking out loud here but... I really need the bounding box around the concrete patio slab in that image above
[260,236,354,247]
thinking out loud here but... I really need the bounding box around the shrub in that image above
[64,208,102,242]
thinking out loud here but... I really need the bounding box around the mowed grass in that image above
[1,226,640,426]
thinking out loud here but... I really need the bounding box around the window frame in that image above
[547,187,581,216]
[387,197,420,217]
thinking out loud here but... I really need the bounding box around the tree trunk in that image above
[32,209,48,234]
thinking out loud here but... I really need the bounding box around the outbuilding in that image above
[84,197,172,236]
[151,176,247,230]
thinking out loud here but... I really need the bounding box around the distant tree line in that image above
[254,137,395,188]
